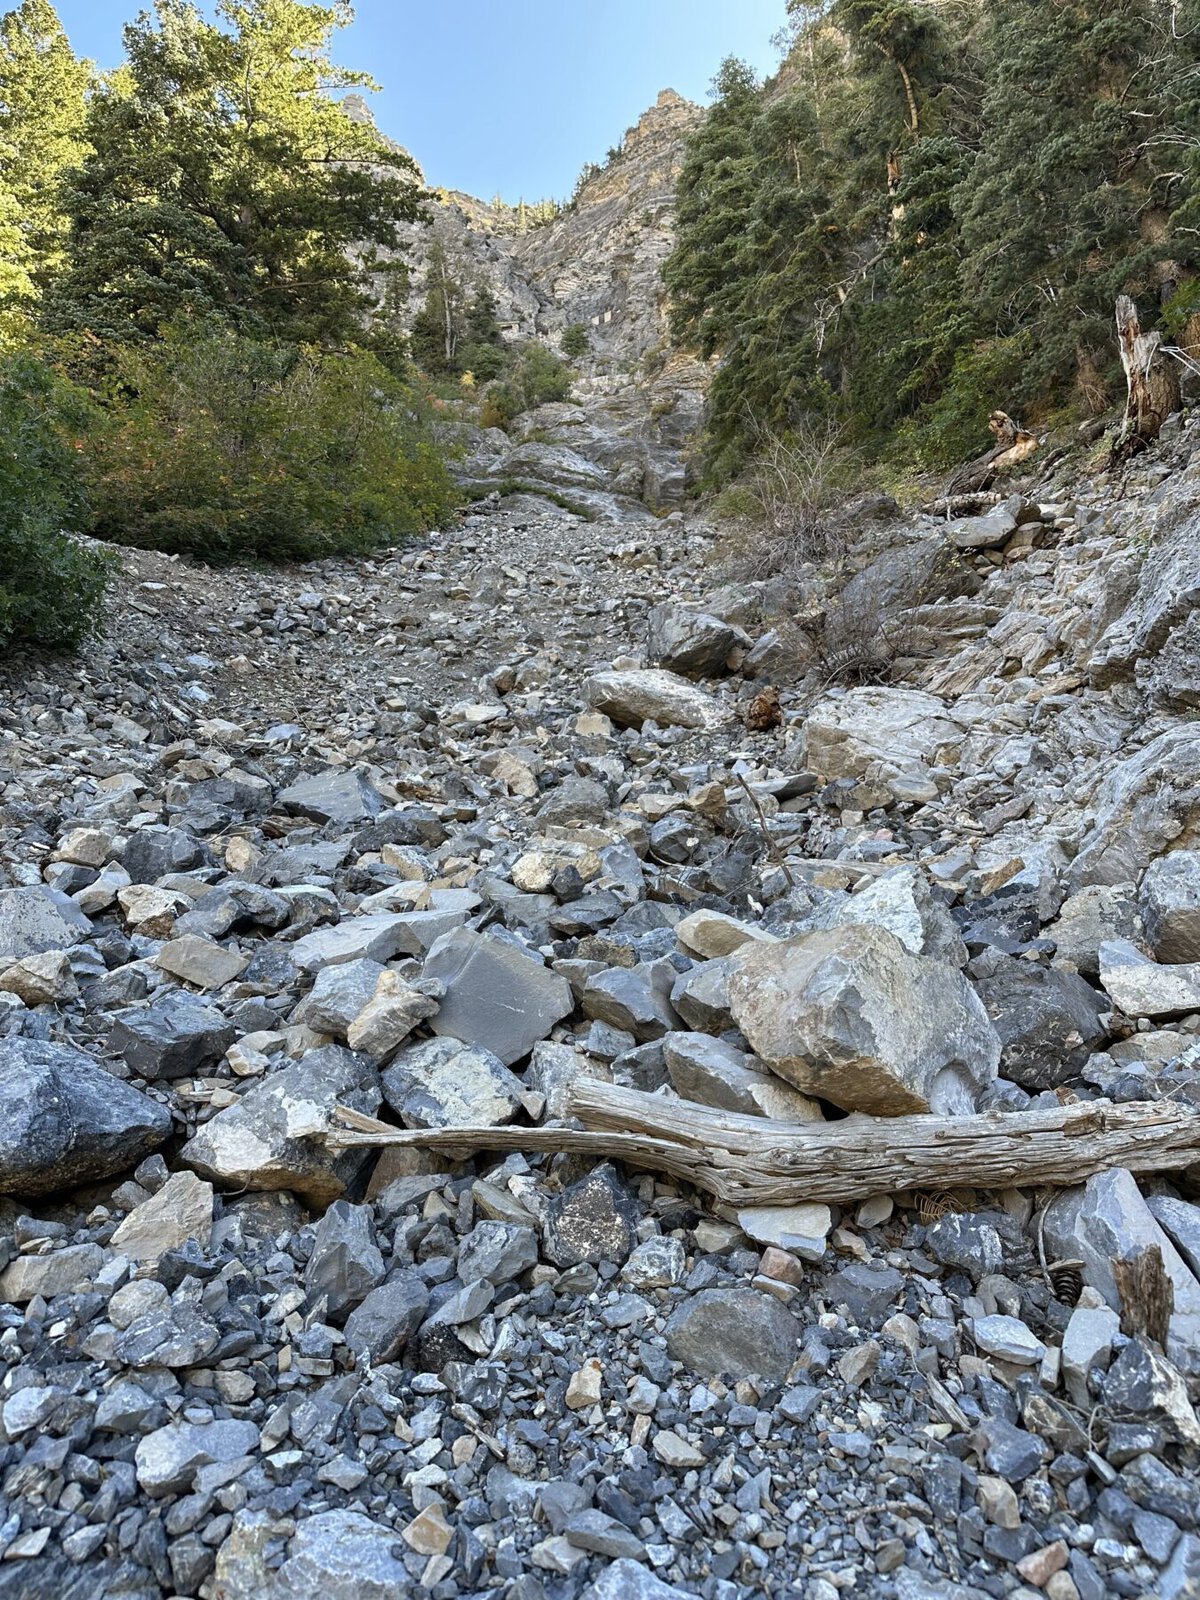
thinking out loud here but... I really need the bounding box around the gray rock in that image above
[668,959,734,1034]
[291,912,458,973]
[826,1262,905,1328]
[299,958,387,1038]
[135,1418,259,1497]
[343,1272,430,1364]
[975,959,1109,1089]
[1062,1303,1120,1406]
[181,1046,380,1205]
[728,925,1000,1116]
[458,1221,539,1284]
[971,1314,1046,1365]
[646,602,748,678]
[1044,1169,1200,1361]
[800,687,965,783]
[826,865,968,966]
[1102,1338,1200,1446]
[0,885,91,961]
[584,668,721,730]
[1148,1194,1200,1279]
[1069,727,1200,890]
[1099,938,1200,1019]
[1142,851,1200,963]
[621,1235,687,1290]
[1050,885,1140,978]
[423,927,573,1065]
[1158,1532,1200,1600]
[737,1203,832,1262]
[381,1036,523,1128]
[108,997,237,1080]
[0,1037,171,1197]
[583,961,678,1040]
[305,1201,385,1321]
[665,1286,802,1384]
[579,1558,691,1600]
[122,826,204,883]
[926,1213,1007,1281]
[278,768,383,826]
[544,1163,639,1268]
[663,1030,822,1121]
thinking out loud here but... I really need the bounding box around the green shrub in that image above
[478,342,574,431]
[0,350,112,651]
[84,325,457,562]
[561,323,590,360]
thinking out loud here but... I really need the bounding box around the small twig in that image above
[734,771,797,890]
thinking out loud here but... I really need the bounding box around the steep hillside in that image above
[392,90,712,516]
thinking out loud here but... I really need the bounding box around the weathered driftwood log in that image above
[943,410,1038,499]
[1110,294,1182,466]
[325,1084,1200,1208]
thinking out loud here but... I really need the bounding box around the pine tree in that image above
[0,0,91,328]
[41,0,424,350]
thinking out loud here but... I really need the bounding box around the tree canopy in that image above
[41,0,426,349]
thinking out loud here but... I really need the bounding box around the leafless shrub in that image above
[716,418,853,582]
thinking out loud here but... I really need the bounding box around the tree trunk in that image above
[325,1087,1200,1209]
[943,410,1038,499]
[1109,294,1181,467]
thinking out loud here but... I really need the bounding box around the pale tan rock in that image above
[0,950,77,1005]
[565,1358,604,1410]
[111,1172,214,1262]
[402,1503,453,1557]
[346,970,438,1061]
[118,884,186,937]
[224,837,261,875]
[675,909,776,960]
[155,936,248,990]
[54,827,110,867]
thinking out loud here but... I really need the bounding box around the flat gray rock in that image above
[0,885,91,961]
[277,767,383,826]
[423,927,573,1065]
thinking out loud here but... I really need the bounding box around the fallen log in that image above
[325,1086,1200,1208]
[1109,294,1182,467]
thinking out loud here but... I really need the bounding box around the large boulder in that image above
[0,1037,171,1197]
[799,687,966,784]
[181,1046,380,1205]
[817,865,967,966]
[1141,850,1200,963]
[646,602,749,678]
[974,959,1109,1090]
[727,925,1000,1116]
[1099,938,1200,1020]
[1068,727,1200,889]
[584,669,720,730]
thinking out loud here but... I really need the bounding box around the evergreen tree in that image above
[0,0,91,328]
[42,0,424,350]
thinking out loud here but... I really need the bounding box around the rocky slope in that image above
[4,403,1200,1600]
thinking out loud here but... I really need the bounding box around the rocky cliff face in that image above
[389,89,711,515]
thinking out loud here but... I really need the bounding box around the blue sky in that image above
[51,1,789,202]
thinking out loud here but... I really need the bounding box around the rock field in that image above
[6,416,1200,1600]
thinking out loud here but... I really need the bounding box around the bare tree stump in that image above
[1109,295,1181,467]
[1114,1245,1175,1348]
[944,410,1038,499]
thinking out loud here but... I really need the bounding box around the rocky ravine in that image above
[6,410,1200,1600]
[388,88,711,519]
